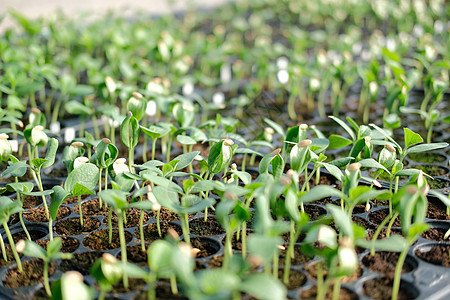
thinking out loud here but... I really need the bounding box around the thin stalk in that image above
[370,213,392,255]
[391,248,409,300]
[78,195,83,227]
[36,171,49,220]
[156,210,162,237]
[92,115,100,139]
[0,236,7,261]
[316,260,325,300]
[118,213,128,289]
[3,222,22,272]
[332,277,342,300]
[242,153,247,172]
[152,139,157,161]
[16,178,31,240]
[283,223,302,284]
[51,99,63,125]
[43,261,51,296]
[166,135,173,163]
[147,274,156,300]
[49,217,53,241]
[79,116,85,138]
[139,208,146,252]
[386,212,399,238]
[170,275,178,295]
[98,168,103,209]
[99,290,106,300]
[223,229,232,269]
[108,209,113,244]
[272,252,279,278]
[182,214,190,245]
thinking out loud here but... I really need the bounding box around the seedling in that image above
[15,238,73,296]
[0,197,23,271]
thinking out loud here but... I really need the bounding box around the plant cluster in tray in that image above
[0,0,449,299]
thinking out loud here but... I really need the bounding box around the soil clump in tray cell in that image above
[76,197,110,216]
[24,206,70,223]
[361,251,416,279]
[149,207,194,221]
[103,208,150,228]
[277,268,307,290]
[83,229,133,250]
[189,216,226,236]
[300,285,359,300]
[117,244,148,266]
[36,236,80,253]
[363,277,418,300]
[190,237,221,258]
[134,221,182,243]
[54,216,101,236]
[3,260,56,288]
[0,245,23,267]
[415,244,450,267]
[59,251,104,275]
[305,261,362,283]
[304,204,327,221]
[368,208,401,227]
[11,229,48,244]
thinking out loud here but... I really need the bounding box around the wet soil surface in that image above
[301,285,359,300]
[363,277,418,300]
[304,204,327,221]
[103,208,150,228]
[24,206,70,222]
[190,237,220,258]
[362,252,416,279]
[3,260,56,288]
[189,216,225,236]
[421,227,450,241]
[54,217,101,236]
[0,245,23,267]
[36,236,80,253]
[278,268,307,290]
[65,194,89,205]
[426,197,450,220]
[83,229,132,250]
[415,244,450,267]
[117,245,147,266]
[278,245,313,266]
[134,221,182,243]
[59,251,104,275]
[11,229,47,244]
[76,198,109,216]
[22,195,43,209]
[369,209,401,227]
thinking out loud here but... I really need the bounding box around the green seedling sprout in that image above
[5,181,34,240]
[64,157,99,227]
[64,99,94,138]
[93,138,118,209]
[0,196,23,271]
[62,141,85,171]
[120,111,140,172]
[50,270,93,300]
[140,123,170,162]
[90,253,123,300]
[15,238,73,296]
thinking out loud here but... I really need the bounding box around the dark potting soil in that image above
[426,197,450,220]
[304,204,327,221]
[32,286,51,300]
[415,244,450,267]
[22,195,43,209]
[300,285,358,300]
[222,230,252,251]
[54,217,101,236]
[44,165,68,178]
[65,194,89,205]
[299,174,338,189]
[3,260,56,288]
[77,197,109,216]
[305,261,362,283]
[103,208,150,228]
[368,209,401,227]
[361,252,416,279]
[278,245,313,266]
[282,231,306,244]
[411,164,448,176]
[12,229,47,244]
[278,269,307,290]
[117,245,147,266]
[362,277,418,300]
[59,251,104,275]
[83,229,132,250]
[24,206,70,222]
[421,227,450,241]
[5,212,19,227]
[100,277,146,294]
[312,197,334,205]
[36,236,80,253]
[134,282,189,300]
[149,207,193,221]
[204,254,224,268]
[191,237,220,258]
[189,216,225,236]
[0,245,22,267]
[134,221,182,243]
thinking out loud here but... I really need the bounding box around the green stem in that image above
[170,275,178,295]
[241,222,247,258]
[0,236,7,261]
[36,171,50,220]
[19,212,31,240]
[242,153,247,172]
[332,277,342,300]
[370,212,393,255]
[99,290,106,300]
[181,214,190,245]
[3,222,22,272]
[98,168,103,209]
[139,208,145,252]
[43,261,51,296]
[152,139,157,161]
[118,212,128,289]
[49,217,53,241]
[391,248,409,300]
[316,260,325,300]
[78,195,83,227]
[92,115,100,139]
[108,209,113,244]
[386,212,399,238]
[272,251,279,278]
[157,210,162,238]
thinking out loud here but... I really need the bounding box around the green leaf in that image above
[176,135,196,145]
[404,128,423,149]
[328,135,352,150]
[140,124,170,140]
[429,191,450,209]
[264,118,285,139]
[31,158,48,170]
[247,234,283,265]
[190,180,217,193]
[50,186,69,220]
[358,158,390,174]
[71,183,95,197]
[22,190,54,197]
[319,162,344,181]
[198,269,240,295]
[240,273,287,300]
[329,116,355,141]
[326,204,353,238]
[369,123,400,151]
[42,138,58,169]
[405,142,448,155]
[141,173,183,194]
[6,182,34,194]
[208,141,224,174]
[148,240,174,274]
[328,157,354,168]
[47,237,63,258]
[64,100,93,116]
[22,240,47,260]
[300,185,343,203]
[356,235,407,252]
[98,190,129,211]
[120,114,140,149]
[65,163,99,194]
[172,151,200,171]
[285,189,300,222]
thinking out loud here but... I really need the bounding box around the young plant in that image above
[92,138,118,209]
[90,253,123,300]
[0,197,23,271]
[120,111,140,172]
[15,238,73,296]
[50,271,93,300]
